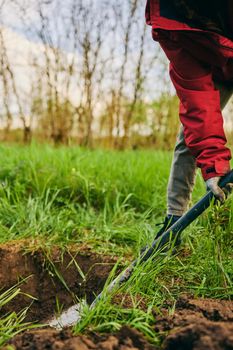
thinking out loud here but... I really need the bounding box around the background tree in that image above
[1,0,223,149]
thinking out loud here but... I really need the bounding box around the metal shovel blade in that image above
[48,301,86,329]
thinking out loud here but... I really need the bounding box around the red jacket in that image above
[146,0,233,59]
[146,0,233,180]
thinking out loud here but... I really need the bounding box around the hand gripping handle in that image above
[141,169,233,261]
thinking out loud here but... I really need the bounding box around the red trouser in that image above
[159,34,232,180]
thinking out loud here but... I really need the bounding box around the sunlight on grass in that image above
[0,144,232,345]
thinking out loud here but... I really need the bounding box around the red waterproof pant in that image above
[159,33,232,180]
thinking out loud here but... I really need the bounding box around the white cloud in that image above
[0,25,82,127]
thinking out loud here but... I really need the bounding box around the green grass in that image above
[0,143,232,345]
[0,143,205,252]
[0,283,38,347]
[73,202,233,345]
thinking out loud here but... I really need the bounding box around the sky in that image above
[0,0,232,130]
[0,0,171,100]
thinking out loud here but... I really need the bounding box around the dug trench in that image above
[1,241,233,350]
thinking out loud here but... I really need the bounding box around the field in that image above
[0,144,233,350]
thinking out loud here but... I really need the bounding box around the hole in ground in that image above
[0,241,117,323]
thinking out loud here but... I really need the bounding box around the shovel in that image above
[48,169,233,329]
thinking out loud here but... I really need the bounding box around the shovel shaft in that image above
[92,170,233,306]
[49,171,233,327]
[143,169,233,259]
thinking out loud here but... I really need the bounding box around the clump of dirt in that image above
[164,322,233,350]
[0,241,117,322]
[5,326,158,350]
[154,297,233,350]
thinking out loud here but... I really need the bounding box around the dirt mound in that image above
[5,326,158,350]
[0,241,117,322]
[164,322,233,350]
[154,297,233,350]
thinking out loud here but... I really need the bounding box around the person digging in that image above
[48,1,233,328]
[145,0,233,241]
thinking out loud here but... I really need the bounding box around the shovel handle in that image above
[92,170,233,304]
[142,169,233,260]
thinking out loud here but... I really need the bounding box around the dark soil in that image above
[6,297,233,350]
[4,326,157,350]
[154,297,233,350]
[1,242,233,350]
[0,241,117,322]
